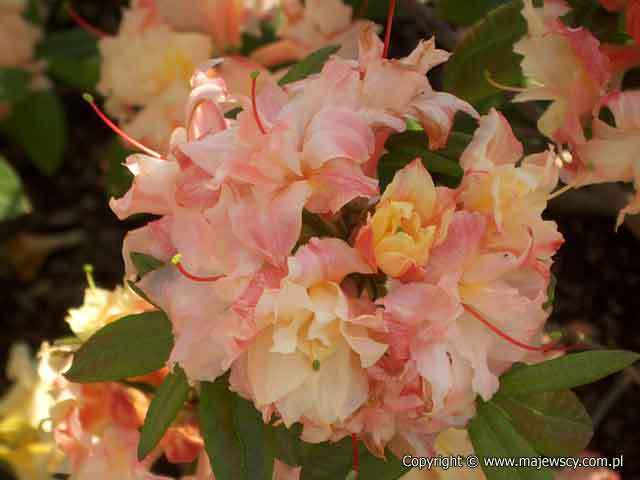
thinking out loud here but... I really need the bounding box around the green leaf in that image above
[65,311,174,383]
[494,390,593,457]
[498,350,640,396]
[36,29,100,91]
[200,376,409,480]
[443,0,526,109]
[36,28,98,60]
[48,54,101,92]
[130,252,165,278]
[0,68,31,103]
[1,90,67,175]
[278,45,340,86]
[105,138,133,198]
[379,130,470,191]
[200,378,262,480]
[438,0,512,26]
[0,156,31,221]
[138,365,190,460]
[468,400,553,480]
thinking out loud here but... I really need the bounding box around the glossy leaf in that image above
[1,91,67,175]
[0,157,31,221]
[199,376,409,480]
[498,350,640,396]
[0,68,31,103]
[494,390,593,457]
[468,400,553,480]
[130,252,165,278]
[138,366,190,460]
[379,130,470,190]
[200,378,272,480]
[65,311,174,382]
[278,45,340,86]
[443,0,526,109]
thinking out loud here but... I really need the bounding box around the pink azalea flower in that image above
[576,90,640,227]
[514,0,611,144]
[251,0,372,66]
[234,238,387,442]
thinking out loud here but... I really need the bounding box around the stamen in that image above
[463,304,560,353]
[171,254,222,283]
[250,71,267,135]
[383,0,397,59]
[484,70,528,93]
[547,182,574,201]
[65,4,110,39]
[83,263,96,290]
[351,434,360,478]
[83,94,162,158]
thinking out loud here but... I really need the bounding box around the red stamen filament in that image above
[383,0,397,59]
[463,304,561,353]
[65,4,110,39]
[176,262,223,283]
[83,94,162,158]
[351,434,360,476]
[250,72,267,135]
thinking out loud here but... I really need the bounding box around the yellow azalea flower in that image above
[359,159,445,278]
[0,344,65,480]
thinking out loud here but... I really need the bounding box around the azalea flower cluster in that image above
[107,21,565,463]
[514,0,640,228]
[96,0,371,151]
[0,0,44,117]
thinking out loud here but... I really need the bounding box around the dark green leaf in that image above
[65,311,174,382]
[199,376,409,480]
[138,365,190,460]
[378,129,470,191]
[130,252,165,278]
[494,390,592,457]
[498,350,640,396]
[36,29,100,91]
[36,28,98,59]
[469,400,553,480]
[443,0,526,109]
[105,138,133,198]
[0,68,31,103]
[0,156,31,221]
[278,45,340,86]
[1,90,67,175]
[48,54,101,92]
[438,0,512,26]
[199,377,274,480]
[241,21,278,56]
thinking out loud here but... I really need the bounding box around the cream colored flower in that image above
[65,284,151,341]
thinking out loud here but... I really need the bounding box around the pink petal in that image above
[306,158,378,214]
[460,109,523,171]
[109,155,179,220]
[410,91,478,150]
[288,237,372,288]
[230,182,312,267]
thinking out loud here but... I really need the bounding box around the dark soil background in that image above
[1,1,639,478]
